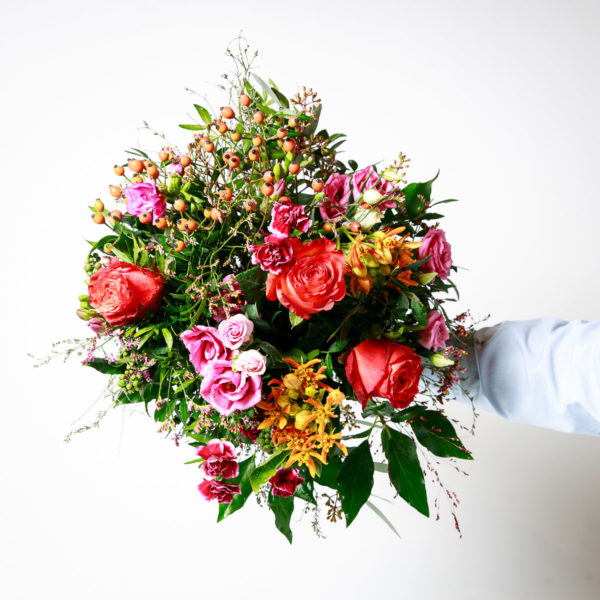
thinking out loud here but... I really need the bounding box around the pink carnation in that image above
[123,182,166,223]
[319,173,351,221]
[417,310,450,351]
[197,439,239,480]
[268,199,312,238]
[352,166,396,208]
[198,480,241,504]
[218,314,254,350]
[269,468,305,498]
[180,326,230,376]
[417,227,453,280]
[250,235,295,274]
[200,359,262,416]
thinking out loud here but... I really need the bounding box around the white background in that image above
[1,0,599,598]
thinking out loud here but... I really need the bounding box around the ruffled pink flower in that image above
[417,310,450,351]
[166,163,184,175]
[197,440,239,479]
[198,480,241,503]
[417,227,453,280]
[268,199,312,238]
[352,166,396,208]
[269,468,305,497]
[319,173,351,221]
[200,359,262,416]
[180,326,230,376]
[250,235,295,274]
[218,314,254,349]
[235,349,267,375]
[123,182,166,223]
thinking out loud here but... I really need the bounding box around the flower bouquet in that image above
[73,50,473,541]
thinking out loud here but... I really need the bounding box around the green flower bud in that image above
[382,169,402,182]
[363,188,383,205]
[430,353,455,368]
[273,162,282,180]
[417,272,438,285]
[167,175,181,194]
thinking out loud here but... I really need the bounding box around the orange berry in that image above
[158,150,169,162]
[128,159,144,173]
[228,155,241,169]
[288,116,301,128]
[252,135,263,147]
[323,222,333,233]
[139,211,153,224]
[253,110,264,124]
[174,240,186,252]
[204,141,215,153]
[180,155,192,167]
[282,138,296,153]
[276,127,287,139]
[243,199,257,211]
[288,162,300,175]
[109,185,122,198]
[92,212,105,225]
[312,179,324,192]
[203,208,212,219]
[230,131,242,142]
[144,160,154,170]
[248,148,260,161]
[240,93,251,107]
[114,165,125,176]
[94,199,105,212]
[279,196,290,203]
[185,220,197,232]
[132,175,144,183]
[216,121,228,134]
[263,170,275,183]
[155,217,167,229]
[176,218,187,231]
[110,209,123,222]
[174,199,186,211]
[220,106,235,119]
[223,151,233,162]
[210,207,223,222]
[147,165,159,179]
[261,182,275,196]
[350,221,361,233]
[219,188,233,202]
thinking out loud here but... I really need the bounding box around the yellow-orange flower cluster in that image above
[257,357,347,476]
[346,227,422,296]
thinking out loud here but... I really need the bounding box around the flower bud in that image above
[363,188,383,205]
[354,206,383,231]
[273,162,282,180]
[181,179,192,193]
[430,353,455,368]
[382,169,403,182]
[417,272,438,285]
[294,410,313,431]
[167,175,181,194]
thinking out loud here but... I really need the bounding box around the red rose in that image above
[198,480,241,504]
[269,468,305,498]
[345,338,423,409]
[265,238,346,320]
[88,259,164,327]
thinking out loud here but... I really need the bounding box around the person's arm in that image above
[451,318,600,436]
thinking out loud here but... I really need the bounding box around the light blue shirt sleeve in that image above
[450,318,600,436]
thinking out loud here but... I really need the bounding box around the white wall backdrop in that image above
[1,0,599,598]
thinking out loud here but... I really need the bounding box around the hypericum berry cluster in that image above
[83,254,101,276]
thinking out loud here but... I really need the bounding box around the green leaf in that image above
[236,266,265,304]
[390,404,428,423]
[303,103,322,136]
[294,478,316,505]
[337,439,374,527]
[410,410,472,460]
[327,338,349,354]
[257,340,283,364]
[373,461,388,473]
[410,295,428,328]
[381,427,429,517]
[250,450,289,494]
[85,358,124,375]
[268,494,294,543]
[218,456,256,522]
[162,328,173,353]
[402,171,439,219]
[348,159,358,171]
[110,245,133,264]
[366,501,401,538]
[314,454,342,489]
[179,123,205,131]
[289,311,304,328]
[362,400,397,419]
[252,73,281,105]
[193,104,212,124]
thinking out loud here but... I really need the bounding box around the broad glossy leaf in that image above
[402,171,439,219]
[218,456,256,522]
[411,410,472,460]
[337,440,374,527]
[193,104,212,124]
[86,358,124,375]
[381,427,429,517]
[410,295,428,328]
[236,266,264,304]
[268,494,294,543]
[250,450,289,493]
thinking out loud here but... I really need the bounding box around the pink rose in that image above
[197,439,239,479]
[200,359,262,416]
[268,199,312,238]
[180,326,230,376]
[123,182,166,223]
[417,310,450,351]
[217,314,254,349]
[417,227,453,280]
[269,468,305,498]
[235,350,267,375]
[352,166,396,208]
[319,173,351,221]
[250,235,295,274]
[198,480,241,503]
